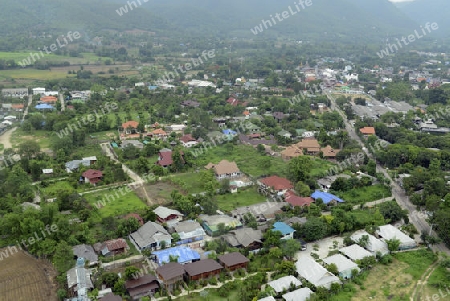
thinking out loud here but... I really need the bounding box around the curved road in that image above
[327,92,450,255]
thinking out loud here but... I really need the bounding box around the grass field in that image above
[214,188,267,212]
[0,51,113,65]
[335,184,392,204]
[0,250,58,301]
[10,128,53,149]
[84,187,149,218]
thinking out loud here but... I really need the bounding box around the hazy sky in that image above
[389,0,415,2]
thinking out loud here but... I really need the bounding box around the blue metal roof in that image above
[310,190,345,204]
[222,129,237,135]
[273,222,295,236]
[35,104,54,110]
[152,246,200,265]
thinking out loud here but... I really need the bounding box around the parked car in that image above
[298,239,307,251]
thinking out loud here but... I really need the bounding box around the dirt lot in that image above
[0,250,58,301]
[134,181,178,205]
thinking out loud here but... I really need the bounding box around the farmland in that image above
[0,249,58,301]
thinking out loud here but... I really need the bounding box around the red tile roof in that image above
[103,238,127,251]
[82,169,103,179]
[226,97,239,106]
[122,121,139,129]
[285,191,314,207]
[40,96,57,103]
[157,150,173,166]
[180,134,196,143]
[260,176,293,190]
[360,127,375,135]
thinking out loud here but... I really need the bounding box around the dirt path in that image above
[411,259,440,301]
[100,142,154,205]
[0,127,17,150]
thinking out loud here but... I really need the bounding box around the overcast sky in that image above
[389,0,415,2]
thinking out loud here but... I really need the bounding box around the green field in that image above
[215,188,267,212]
[335,184,392,205]
[10,128,53,149]
[0,68,75,81]
[84,187,148,218]
[0,51,112,65]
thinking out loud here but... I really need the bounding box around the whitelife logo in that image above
[250,0,313,35]
[377,22,439,58]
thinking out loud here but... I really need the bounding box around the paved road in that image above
[59,94,65,112]
[327,92,450,255]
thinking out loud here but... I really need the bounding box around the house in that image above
[199,214,242,236]
[100,239,128,256]
[173,220,206,246]
[40,96,57,103]
[258,176,293,196]
[222,228,263,251]
[267,275,302,295]
[284,191,314,207]
[323,254,360,279]
[151,246,200,265]
[154,206,184,224]
[230,202,287,222]
[32,87,46,95]
[125,274,160,300]
[156,262,185,292]
[180,134,198,147]
[11,104,24,111]
[295,256,341,289]
[218,252,249,271]
[296,138,321,155]
[351,230,389,256]
[42,169,53,175]
[375,224,417,250]
[67,258,94,300]
[184,259,223,281]
[359,127,376,136]
[129,221,172,251]
[282,288,314,301]
[281,145,304,160]
[245,122,261,133]
[82,156,97,165]
[151,128,168,139]
[321,145,340,159]
[273,112,288,123]
[339,244,374,261]
[122,121,139,134]
[277,130,292,139]
[212,160,241,180]
[122,140,144,150]
[310,190,345,205]
[99,292,122,301]
[81,169,103,185]
[72,244,98,266]
[226,96,241,106]
[65,159,90,173]
[272,222,295,240]
[156,149,184,168]
[168,124,186,132]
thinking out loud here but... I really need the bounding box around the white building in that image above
[323,254,360,279]
[267,276,301,294]
[351,230,389,256]
[296,256,341,289]
[376,224,417,250]
[282,288,313,301]
[32,87,45,95]
[339,244,374,261]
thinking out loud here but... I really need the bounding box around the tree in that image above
[125,266,140,280]
[295,181,311,196]
[326,263,339,275]
[287,156,312,183]
[281,239,301,260]
[117,217,140,237]
[263,230,283,248]
[379,201,407,223]
[18,140,40,159]
[53,241,74,274]
[386,238,401,253]
[302,218,328,241]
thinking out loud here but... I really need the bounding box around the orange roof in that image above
[40,96,57,103]
[243,110,250,116]
[12,104,24,109]
[321,145,340,157]
[122,121,139,129]
[359,127,376,135]
[152,128,167,135]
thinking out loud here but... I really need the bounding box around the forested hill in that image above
[394,0,450,37]
[1,0,417,42]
